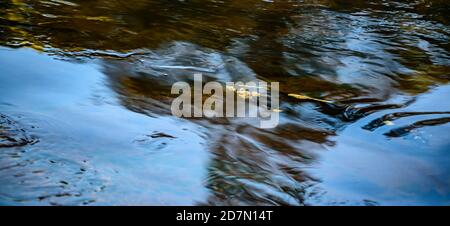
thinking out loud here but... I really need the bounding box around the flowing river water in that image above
[1,0,450,205]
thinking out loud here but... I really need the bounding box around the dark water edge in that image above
[1,0,450,205]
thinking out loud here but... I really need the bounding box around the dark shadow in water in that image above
[363,111,450,131]
[384,117,450,137]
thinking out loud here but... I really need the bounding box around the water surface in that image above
[1,0,450,205]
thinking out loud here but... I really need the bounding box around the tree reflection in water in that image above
[1,0,450,205]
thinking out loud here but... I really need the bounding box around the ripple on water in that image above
[0,114,38,148]
[0,112,107,206]
[104,42,258,84]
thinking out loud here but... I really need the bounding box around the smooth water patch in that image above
[0,48,210,205]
